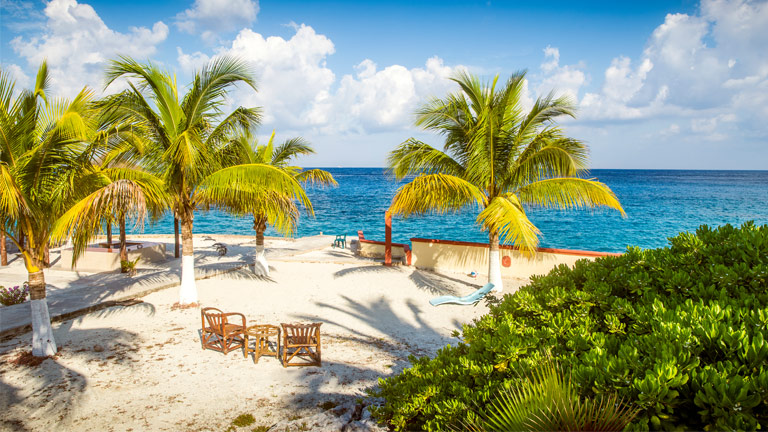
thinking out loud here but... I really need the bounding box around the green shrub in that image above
[369,222,768,431]
[462,358,638,431]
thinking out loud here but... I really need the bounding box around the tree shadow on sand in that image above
[332,265,404,279]
[282,294,466,413]
[0,302,155,430]
[408,269,483,295]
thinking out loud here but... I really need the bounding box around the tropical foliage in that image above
[387,71,624,291]
[369,222,768,431]
[213,130,336,275]
[0,62,102,355]
[99,56,310,303]
[462,359,638,431]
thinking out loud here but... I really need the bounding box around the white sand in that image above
[0,256,526,431]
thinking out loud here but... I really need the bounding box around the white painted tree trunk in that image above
[253,244,269,276]
[31,299,57,356]
[179,255,198,304]
[489,248,503,292]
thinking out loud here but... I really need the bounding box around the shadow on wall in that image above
[411,238,615,279]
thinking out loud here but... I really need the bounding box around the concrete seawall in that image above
[410,238,621,279]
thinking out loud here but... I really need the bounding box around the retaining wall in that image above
[410,238,620,279]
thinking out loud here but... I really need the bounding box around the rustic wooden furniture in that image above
[200,307,246,354]
[281,322,322,367]
[244,324,281,363]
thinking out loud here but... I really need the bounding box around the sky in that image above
[1,0,766,169]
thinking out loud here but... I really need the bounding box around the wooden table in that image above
[244,324,280,363]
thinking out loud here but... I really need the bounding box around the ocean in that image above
[136,169,768,253]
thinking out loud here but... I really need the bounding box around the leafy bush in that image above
[0,283,29,306]
[120,257,140,275]
[462,359,638,431]
[369,223,768,431]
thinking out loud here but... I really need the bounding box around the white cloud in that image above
[175,0,259,42]
[186,24,464,136]
[4,64,31,89]
[10,0,168,97]
[566,0,768,144]
[536,45,586,102]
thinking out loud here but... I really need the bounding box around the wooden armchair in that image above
[201,307,246,354]
[281,323,322,367]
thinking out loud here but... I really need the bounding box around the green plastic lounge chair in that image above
[333,234,346,248]
[429,283,495,306]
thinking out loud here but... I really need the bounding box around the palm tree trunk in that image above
[106,221,113,250]
[27,256,57,357]
[178,207,197,304]
[1,231,7,266]
[119,213,128,270]
[253,215,269,276]
[173,216,180,258]
[43,244,50,267]
[489,231,503,292]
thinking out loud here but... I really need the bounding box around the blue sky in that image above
[2,0,766,169]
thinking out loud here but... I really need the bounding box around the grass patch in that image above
[251,427,269,432]
[232,413,256,427]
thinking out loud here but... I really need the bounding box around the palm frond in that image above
[51,179,151,264]
[388,173,485,217]
[295,168,337,187]
[387,138,465,179]
[476,195,540,252]
[272,136,314,166]
[0,163,27,220]
[182,55,256,126]
[516,178,626,216]
[195,163,313,216]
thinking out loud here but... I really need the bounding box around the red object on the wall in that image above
[501,256,511,267]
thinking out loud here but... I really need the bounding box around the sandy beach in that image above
[0,236,526,431]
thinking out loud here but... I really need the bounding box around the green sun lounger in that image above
[429,283,495,306]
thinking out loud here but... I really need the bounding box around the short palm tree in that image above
[102,56,310,304]
[0,63,100,356]
[388,71,625,291]
[215,130,336,275]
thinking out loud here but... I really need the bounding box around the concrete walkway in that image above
[0,234,337,338]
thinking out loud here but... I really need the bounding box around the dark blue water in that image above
[136,169,768,253]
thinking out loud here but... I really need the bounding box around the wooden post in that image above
[384,211,392,266]
[174,216,180,258]
[106,221,113,251]
[1,230,7,266]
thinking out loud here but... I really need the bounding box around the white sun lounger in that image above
[429,283,495,306]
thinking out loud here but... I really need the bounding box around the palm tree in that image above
[102,56,310,304]
[387,71,625,292]
[0,63,101,356]
[216,130,336,275]
[52,171,169,271]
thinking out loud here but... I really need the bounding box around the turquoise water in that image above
[136,169,768,253]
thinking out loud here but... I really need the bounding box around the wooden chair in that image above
[201,307,246,354]
[281,323,322,367]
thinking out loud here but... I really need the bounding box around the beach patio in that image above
[0,235,523,431]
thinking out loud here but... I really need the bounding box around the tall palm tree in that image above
[216,130,336,275]
[388,71,625,292]
[0,63,101,356]
[102,56,310,304]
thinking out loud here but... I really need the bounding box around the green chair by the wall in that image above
[333,234,346,248]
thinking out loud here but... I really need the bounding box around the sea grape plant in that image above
[369,222,768,431]
[0,283,29,306]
